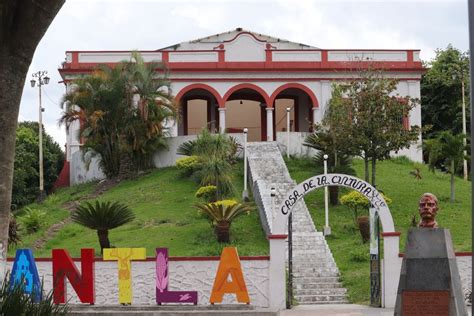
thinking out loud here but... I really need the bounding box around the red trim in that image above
[65,49,421,54]
[399,252,471,258]
[223,83,271,105]
[175,83,223,107]
[53,161,70,189]
[222,31,268,44]
[267,234,288,239]
[270,83,319,108]
[59,71,421,83]
[381,232,401,237]
[7,256,269,262]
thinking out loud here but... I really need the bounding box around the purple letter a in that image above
[155,248,198,305]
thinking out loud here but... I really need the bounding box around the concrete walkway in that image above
[279,304,472,316]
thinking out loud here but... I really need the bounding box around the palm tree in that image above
[424,131,467,203]
[60,66,127,178]
[72,201,135,253]
[195,201,251,243]
[60,52,178,177]
[122,52,178,171]
[304,126,355,205]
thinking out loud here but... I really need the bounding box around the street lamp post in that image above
[30,70,50,201]
[242,128,249,201]
[453,63,468,181]
[286,107,291,159]
[323,154,331,236]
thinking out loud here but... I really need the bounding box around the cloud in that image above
[17,0,469,146]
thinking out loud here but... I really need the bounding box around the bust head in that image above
[418,193,439,228]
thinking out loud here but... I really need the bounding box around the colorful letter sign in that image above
[103,248,146,304]
[210,247,250,304]
[155,248,198,305]
[52,248,95,304]
[10,249,41,301]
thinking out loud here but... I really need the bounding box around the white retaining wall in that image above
[276,131,422,162]
[7,258,270,307]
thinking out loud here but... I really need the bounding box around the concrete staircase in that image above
[247,142,348,305]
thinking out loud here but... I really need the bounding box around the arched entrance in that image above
[223,84,271,141]
[175,84,223,135]
[275,174,400,308]
[270,83,319,136]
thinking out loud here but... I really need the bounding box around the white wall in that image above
[6,258,270,307]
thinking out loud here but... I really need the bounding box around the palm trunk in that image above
[97,229,111,253]
[364,156,369,183]
[329,186,339,205]
[450,160,455,203]
[0,0,64,281]
[215,221,231,243]
[371,159,377,187]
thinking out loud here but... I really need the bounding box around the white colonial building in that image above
[59,28,424,184]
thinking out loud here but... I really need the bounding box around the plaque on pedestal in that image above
[394,228,467,316]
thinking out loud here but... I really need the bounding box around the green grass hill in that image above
[9,156,471,304]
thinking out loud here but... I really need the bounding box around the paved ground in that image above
[279,304,472,316]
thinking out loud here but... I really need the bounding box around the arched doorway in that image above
[175,85,222,135]
[275,174,400,308]
[223,84,271,141]
[271,84,319,136]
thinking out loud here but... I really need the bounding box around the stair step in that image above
[296,294,349,303]
[292,276,342,283]
[294,282,345,290]
[294,288,347,296]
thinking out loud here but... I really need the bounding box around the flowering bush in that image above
[195,185,217,202]
[176,156,199,175]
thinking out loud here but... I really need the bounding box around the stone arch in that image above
[269,83,319,108]
[274,173,400,308]
[223,83,271,106]
[175,83,224,107]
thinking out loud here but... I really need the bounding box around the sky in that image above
[19,0,469,147]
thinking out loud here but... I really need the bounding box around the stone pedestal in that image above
[394,228,467,316]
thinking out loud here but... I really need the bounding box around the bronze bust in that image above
[418,193,438,228]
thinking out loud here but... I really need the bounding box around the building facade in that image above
[59,28,424,184]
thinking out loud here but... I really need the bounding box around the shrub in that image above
[340,190,392,224]
[195,185,217,202]
[1,272,68,315]
[176,156,199,175]
[195,201,251,242]
[21,208,46,234]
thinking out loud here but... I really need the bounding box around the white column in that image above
[382,234,401,308]
[268,237,287,311]
[218,108,226,133]
[408,80,423,162]
[266,107,274,141]
[321,80,332,119]
[312,107,320,125]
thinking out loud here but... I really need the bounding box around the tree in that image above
[72,201,135,253]
[0,0,65,279]
[423,131,466,203]
[12,122,64,208]
[60,53,177,177]
[421,45,470,139]
[327,67,421,187]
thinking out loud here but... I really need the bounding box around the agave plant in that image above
[195,200,251,243]
[1,272,68,315]
[72,201,135,253]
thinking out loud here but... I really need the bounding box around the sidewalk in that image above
[279,304,472,316]
[278,305,393,316]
